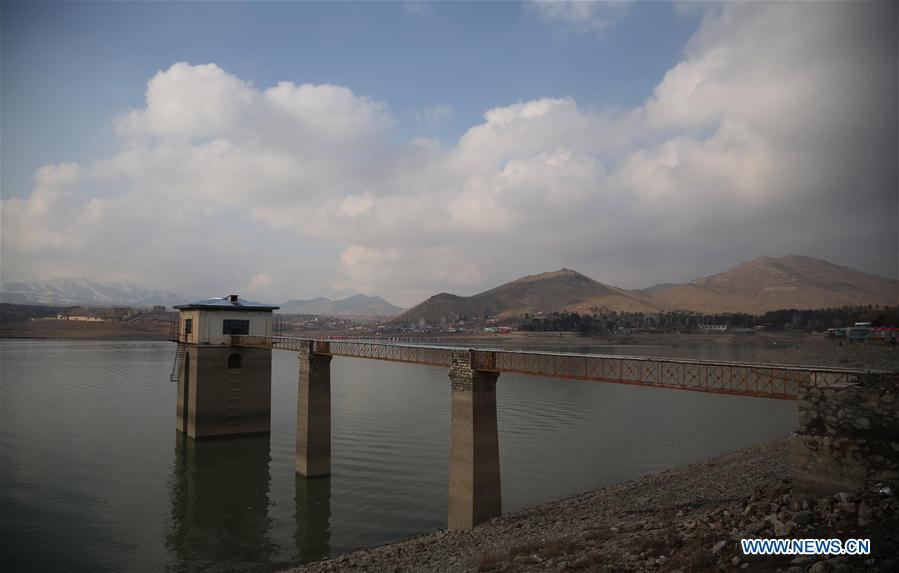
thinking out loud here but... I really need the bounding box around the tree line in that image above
[516,305,899,333]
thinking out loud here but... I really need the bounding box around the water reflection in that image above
[2,341,796,571]
[294,476,331,562]
[165,434,277,572]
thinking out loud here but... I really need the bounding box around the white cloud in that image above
[2,2,895,306]
[336,192,375,218]
[415,104,454,128]
[118,62,256,139]
[404,1,428,17]
[529,0,631,35]
[248,272,274,291]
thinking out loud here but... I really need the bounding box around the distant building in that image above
[56,313,105,322]
[873,327,899,340]
[152,305,166,313]
[104,307,135,320]
[847,323,872,342]
[698,324,727,332]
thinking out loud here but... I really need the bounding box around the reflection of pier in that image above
[232,335,871,529]
[166,435,279,569]
[294,476,331,563]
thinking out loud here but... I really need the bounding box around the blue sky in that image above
[1,1,896,305]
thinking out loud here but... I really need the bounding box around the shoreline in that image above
[282,437,897,572]
[3,330,895,372]
[0,318,171,341]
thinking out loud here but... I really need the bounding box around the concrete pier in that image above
[176,346,195,435]
[176,346,272,438]
[448,350,502,530]
[296,341,333,477]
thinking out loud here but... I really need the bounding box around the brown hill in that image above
[399,256,897,324]
[646,255,898,314]
[395,269,661,324]
[639,283,735,314]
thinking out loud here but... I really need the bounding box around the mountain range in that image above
[4,255,895,319]
[278,295,404,317]
[0,278,185,307]
[396,255,898,323]
[0,279,405,317]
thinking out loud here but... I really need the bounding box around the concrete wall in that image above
[178,310,272,345]
[176,346,272,438]
[178,310,201,344]
[791,373,899,494]
[176,345,196,435]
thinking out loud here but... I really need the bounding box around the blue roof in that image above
[174,295,279,311]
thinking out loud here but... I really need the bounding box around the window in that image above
[227,353,242,369]
[222,319,250,335]
[184,318,193,334]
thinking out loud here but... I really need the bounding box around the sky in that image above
[1,1,897,307]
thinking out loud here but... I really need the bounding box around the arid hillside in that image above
[646,255,898,314]
[397,256,898,324]
[395,269,662,324]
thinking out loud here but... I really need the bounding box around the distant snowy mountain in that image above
[279,294,404,317]
[0,278,187,307]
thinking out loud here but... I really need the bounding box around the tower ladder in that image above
[169,343,186,383]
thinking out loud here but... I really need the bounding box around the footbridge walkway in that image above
[229,335,875,529]
[233,335,866,400]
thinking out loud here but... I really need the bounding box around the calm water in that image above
[1,340,796,572]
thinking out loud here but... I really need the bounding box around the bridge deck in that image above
[230,335,875,400]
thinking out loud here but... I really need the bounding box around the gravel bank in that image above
[283,439,898,572]
[750,338,899,373]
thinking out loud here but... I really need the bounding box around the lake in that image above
[1,339,796,572]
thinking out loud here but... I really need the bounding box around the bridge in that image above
[233,335,864,400]
[229,334,871,529]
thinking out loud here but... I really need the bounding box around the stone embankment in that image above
[284,439,898,573]
[792,373,899,495]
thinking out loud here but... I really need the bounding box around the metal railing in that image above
[231,335,881,400]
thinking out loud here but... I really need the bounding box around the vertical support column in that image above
[296,341,332,477]
[448,349,501,530]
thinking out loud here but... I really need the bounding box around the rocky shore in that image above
[284,438,897,572]
[750,337,899,373]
